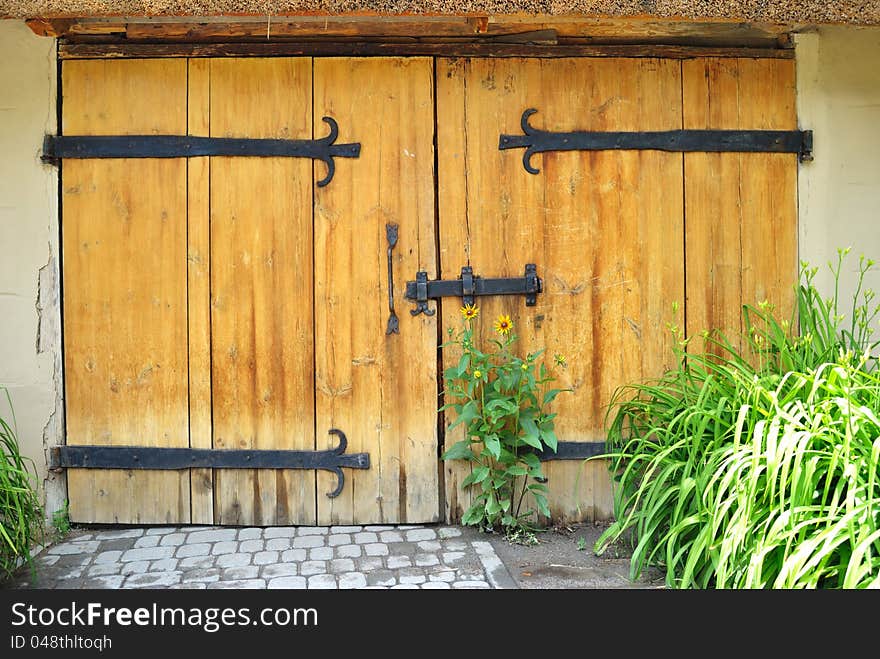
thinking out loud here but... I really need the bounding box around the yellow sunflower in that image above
[460,304,480,320]
[494,314,513,335]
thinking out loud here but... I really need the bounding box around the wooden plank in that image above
[187,58,213,525]
[437,58,684,523]
[683,59,798,354]
[209,58,316,526]
[62,59,190,524]
[314,57,439,524]
[58,42,794,60]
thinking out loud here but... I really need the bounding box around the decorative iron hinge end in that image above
[799,130,814,163]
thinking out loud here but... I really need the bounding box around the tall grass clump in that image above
[595,250,880,588]
[1,389,44,582]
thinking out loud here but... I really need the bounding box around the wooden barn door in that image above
[62,57,439,525]
[436,56,797,522]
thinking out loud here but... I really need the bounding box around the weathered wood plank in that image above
[62,59,190,524]
[314,57,439,524]
[209,58,316,525]
[58,41,793,60]
[187,58,213,525]
[683,58,798,353]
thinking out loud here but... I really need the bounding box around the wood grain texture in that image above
[314,57,439,524]
[187,58,213,524]
[62,59,190,523]
[209,58,316,525]
[437,57,685,523]
[683,58,798,353]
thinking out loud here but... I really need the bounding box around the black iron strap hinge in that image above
[42,116,360,187]
[404,264,542,316]
[49,429,369,498]
[500,108,814,175]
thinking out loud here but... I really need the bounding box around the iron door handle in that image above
[386,223,400,334]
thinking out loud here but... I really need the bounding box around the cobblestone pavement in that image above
[5,524,518,590]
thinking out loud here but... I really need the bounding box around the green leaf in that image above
[521,452,541,470]
[486,495,502,516]
[441,440,473,461]
[540,428,558,452]
[533,493,551,518]
[484,434,501,460]
[543,388,565,405]
[506,465,528,476]
[456,353,471,377]
[471,466,490,483]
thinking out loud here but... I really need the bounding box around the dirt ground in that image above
[487,520,667,589]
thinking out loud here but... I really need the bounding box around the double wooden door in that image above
[61,56,797,525]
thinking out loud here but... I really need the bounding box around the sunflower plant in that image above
[440,305,569,540]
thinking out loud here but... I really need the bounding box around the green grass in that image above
[594,251,880,588]
[0,388,44,582]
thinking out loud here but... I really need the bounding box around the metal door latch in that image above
[404,264,542,316]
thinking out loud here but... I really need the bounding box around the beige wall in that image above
[0,19,63,519]
[796,26,880,325]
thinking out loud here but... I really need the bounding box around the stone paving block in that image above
[178,556,215,569]
[438,527,463,539]
[363,525,394,532]
[56,568,84,580]
[390,583,419,589]
[421,582,451,589]
[159,533,187,547]
[133,536,160,548]
[336,544,362,558]
[145,528,178,536]
[215,553,252,568]
[292,535,325,549]
[328,533,351,546]
[364,543,389,557]
[429,571,456,582]
[54,554,91,568]
[81,575,124,588]
[121,561,151,576]
[398,568,427,584]
[240,539,266,553]
[222,566,260,580]
[212,541,239,555]
[265,538,292,551]
[329,558,355,573]
[417,540,442,552]
[238,528,263,541]
[415,554,440,567]
[189,529,237,544]
[338,572,367,589]
[99,538,138,552]
[453,581,490,589]
[169,583,207,589]
[386,555,412,569]
[149,558,179,572]
[264,527,297,539]
[392,542,418,555]
[121,547,174,562]
[182,568,221,583]
[367,570,396,587]
[253,551,279,566]
[441,551,466,564]
[281,549,307,562]
[378,530,403,543]
[125,572,183,588]
[396,525,421,530]
[353,532,378,544]
[296,527,328,536]
[87,564,121,577]
[405,528,437,542]
[268,577,307,589]
[261,563,298,579]
[37,554,60,566]
[443,540,468,551]
[309,546,333,561]
[208,579,266,589]
[48,540,101,555]
[332,526,362,533]
[307,574,337,589]
[357,556,384,571]
[93,529,144,540]
[300,560,327,576]
[93,550,123,564]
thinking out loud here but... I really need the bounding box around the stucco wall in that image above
[0,19,63,521]
[796,26,880,330]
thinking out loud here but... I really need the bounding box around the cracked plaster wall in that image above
[0,19,64,521]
